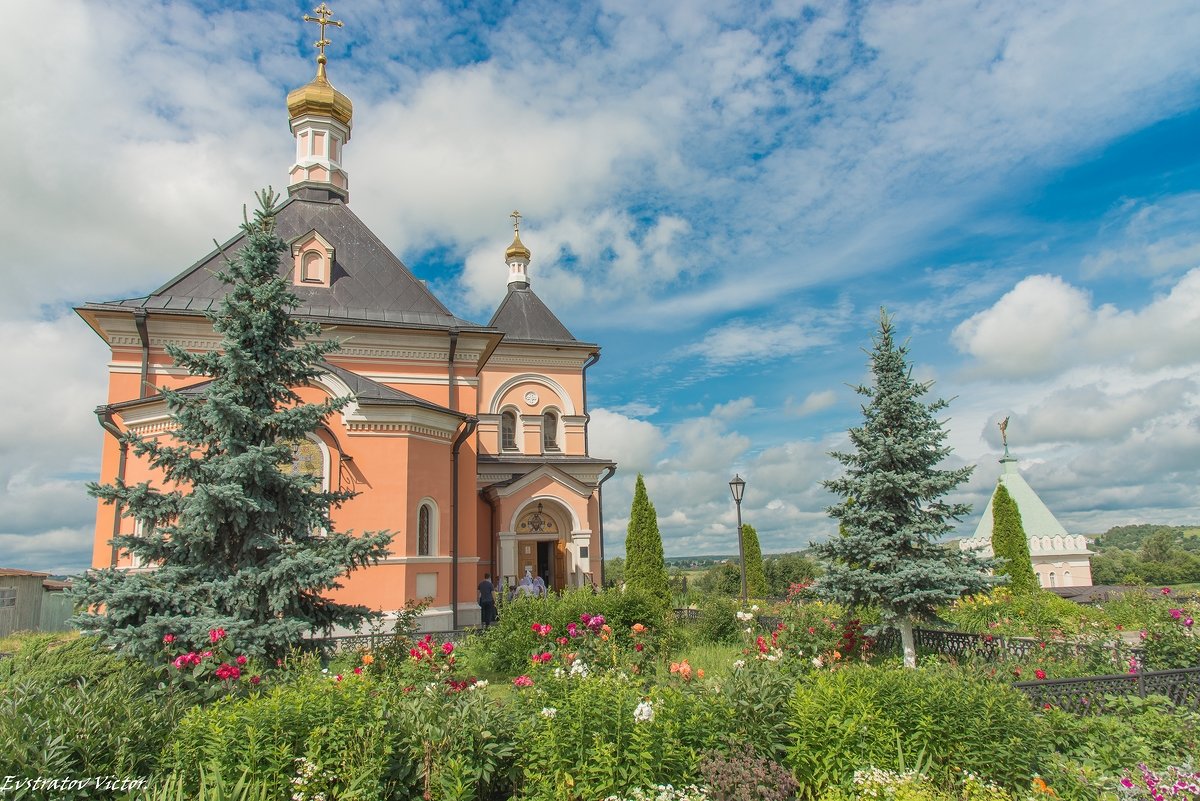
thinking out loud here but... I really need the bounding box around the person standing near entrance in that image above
[478,573,496,628]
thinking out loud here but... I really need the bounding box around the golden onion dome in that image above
[506,231,531,261]
[287,60,353,128]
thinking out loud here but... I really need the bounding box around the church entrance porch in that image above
[498,498,585,593]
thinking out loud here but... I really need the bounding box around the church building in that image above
[959,444,1093,589]
[76,22,615,631]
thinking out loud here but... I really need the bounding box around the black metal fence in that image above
[908,627,1141,665]
[1014,666,1200,713]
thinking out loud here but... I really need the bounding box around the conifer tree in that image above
[990,483,1037,594]
[624,473,671,605]
[816,310,995,668]
[74,191,392,662]
[741,523,769,599]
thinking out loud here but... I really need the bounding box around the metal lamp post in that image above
[729,474,747,603]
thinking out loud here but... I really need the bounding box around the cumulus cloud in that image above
[954,269,1200,378]
[588,409,666,476]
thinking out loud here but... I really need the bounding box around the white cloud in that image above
[954,269,1200,378]
[588,409,666,476]
[951,275,1092,378]
[1082,194,1200,279]
[787,390,838,417]
[679,319,831,366]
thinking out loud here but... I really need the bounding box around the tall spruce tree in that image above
[741,524,769,599]
[624,473,671,605]
[816,310,995,668]
[74,191,393,662]
[990,483,1037,594]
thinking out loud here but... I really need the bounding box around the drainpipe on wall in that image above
[133,309,150,398]
[450,416,478,630]
[581,350,599,454]
[597,464,617,588]
[95,406,128,567]
[483,491,500,585]
[447,329,459,411]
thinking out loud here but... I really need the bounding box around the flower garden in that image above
[2,587,1199,801]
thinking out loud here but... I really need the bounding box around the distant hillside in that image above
[1089,524,1200,585]
[1091,524,1200,553]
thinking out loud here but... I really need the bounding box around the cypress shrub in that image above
[991,484,1037,595]
[625,474,671,606]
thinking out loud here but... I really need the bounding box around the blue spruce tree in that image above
[74,190,393,662]
[816,310,995,667]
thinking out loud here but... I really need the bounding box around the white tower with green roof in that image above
[959,439,1094,588]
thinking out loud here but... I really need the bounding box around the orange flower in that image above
[361,653,375,666]
[1031,777,1056,797]
[696,668,705,679]
[631,623,647,635]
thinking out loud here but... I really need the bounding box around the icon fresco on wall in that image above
[517,502,557,535]
[285,438,324,483]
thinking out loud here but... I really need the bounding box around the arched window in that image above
[1063,570,1071,587]
[501,411,518,451]
[301,250,324,283]
[417,503,433,556]
[1048,571,1057,588]
[543,411,559,451]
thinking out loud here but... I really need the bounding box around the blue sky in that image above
[3,0,1200,572]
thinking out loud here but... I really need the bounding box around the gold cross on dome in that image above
[510,210,522,233]
[304,3,343,63]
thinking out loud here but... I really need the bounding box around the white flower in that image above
[467,679,488,691]
[553,667,565,678]
[633,700,655,723]
[321,668,329,674]
[744,627,753,634]
[735,610,753,622]
[751,604,760,612]
[732,659,745,670]
[569,659,589,678]
[540,707,557,719]
[812,656,824,668]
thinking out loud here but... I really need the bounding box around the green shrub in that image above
[0,676,189,800]
[787,665,1044,795]
[468,588,668,676]
[1039,695,1200,777]
[166,671,412,798]
[511,671,730,800]
[0,633,127,688]
[689,595,741,645]
[165,667,518,800]
[943,588,1107,638]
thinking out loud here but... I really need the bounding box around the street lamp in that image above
[729,474,747,603]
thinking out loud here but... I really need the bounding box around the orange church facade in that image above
[76,50,615,631]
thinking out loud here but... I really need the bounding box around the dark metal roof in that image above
[320,362,463,416]
[81,196,487,331]
[488,287,589,346]
[477,454,616,467]
[108,363,461,418]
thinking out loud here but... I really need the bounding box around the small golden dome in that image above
[506,231,531,261]
[287,60,353,128]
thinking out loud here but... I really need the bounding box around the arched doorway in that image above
[513,501,569,592]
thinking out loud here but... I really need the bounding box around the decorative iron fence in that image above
[674,608,701,622]
[1014,666,1200,713]
[903,627,1142,668]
